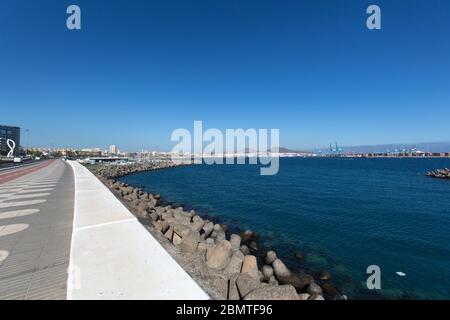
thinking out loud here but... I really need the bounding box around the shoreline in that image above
[86,161,345,300]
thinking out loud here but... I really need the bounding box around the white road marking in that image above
[0,223,29,237]
[1,193,51,201]
[0,250,9,264]
[17,188,54,194]
[0,199,46,209]
[0,209,40,220]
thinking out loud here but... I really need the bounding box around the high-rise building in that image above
[0,125,20,156]
[109,145,118,155]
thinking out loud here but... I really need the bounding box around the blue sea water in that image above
[120,158,450,299]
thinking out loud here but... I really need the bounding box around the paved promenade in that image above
[68,161,209,300]
[0,160,74,299]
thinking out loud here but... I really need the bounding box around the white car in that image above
[13,157,22,163]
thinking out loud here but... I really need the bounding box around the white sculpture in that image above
[6,139,15,158]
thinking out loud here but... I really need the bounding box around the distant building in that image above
[109,145,118,155]
[0,125,20,156]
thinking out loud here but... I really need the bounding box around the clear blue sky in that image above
[1,0,449,151]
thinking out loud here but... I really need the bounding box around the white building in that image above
[109,145,118,155]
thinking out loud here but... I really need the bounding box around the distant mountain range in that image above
[238,147,313,154]
[269,147,312,154]
[236,142,450,154]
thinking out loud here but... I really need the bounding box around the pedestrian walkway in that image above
[68,161,209,300]
[0,160,74,300]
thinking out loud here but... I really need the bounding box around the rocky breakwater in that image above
[426,168,450,180]
[87,161,181,179]
[88,163,340,300]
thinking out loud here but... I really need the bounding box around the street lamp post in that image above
[25,129,29,155]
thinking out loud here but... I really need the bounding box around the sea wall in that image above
[87,161,341,300]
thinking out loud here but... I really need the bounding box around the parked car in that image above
[13,157,22,163]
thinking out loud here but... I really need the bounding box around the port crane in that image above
[329,142,343,155]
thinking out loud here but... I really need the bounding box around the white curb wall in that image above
[67,161,209,300]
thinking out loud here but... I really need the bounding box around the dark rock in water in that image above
[243,285,299,300]
[294,251,304,261]
[321,283,339,296]
[241,230,259,242]
[249,241,258,251]
[203,215,219,223]
[264,250,277,265]
[317,270,331,281]
[240,245,251,256]
[278,273,313,291]
[306,282,323,296]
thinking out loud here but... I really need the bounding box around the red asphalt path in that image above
[0,160,54,185]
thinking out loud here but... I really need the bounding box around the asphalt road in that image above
[0,160,74,299]
[0,159,41,170]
